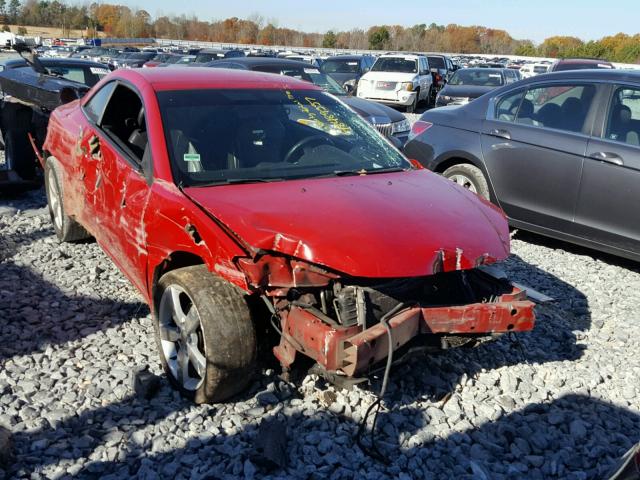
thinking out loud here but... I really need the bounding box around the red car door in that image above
[81,82,153,295]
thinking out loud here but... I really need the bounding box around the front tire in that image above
[44,160,90,242]
[442,163,490,200]
[154,266,257,403]
[406,89,420,113]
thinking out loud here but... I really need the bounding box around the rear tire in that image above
[443,163,490,200]
[154,266,257,403]
[44,159,90,242]
[5,129,36,181]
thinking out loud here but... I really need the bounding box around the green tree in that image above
[368,26,390,50]
[514,41,538,57]
[0,0,6,23]
[17,25,26,35]
[322,30,337,48]
[2,24,9,32]
[8,0,19,23]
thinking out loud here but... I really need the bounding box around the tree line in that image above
[2,1,639,63]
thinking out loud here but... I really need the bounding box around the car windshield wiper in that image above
[196,178,284,186]
[333,167,408,176]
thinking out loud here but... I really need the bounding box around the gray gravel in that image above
[1,185,640,479]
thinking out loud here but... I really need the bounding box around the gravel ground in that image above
[1,183,640,479]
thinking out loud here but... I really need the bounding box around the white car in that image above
[356,54,434,112]
[519,63,549,78]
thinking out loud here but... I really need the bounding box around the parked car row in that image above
[4,42,640,416]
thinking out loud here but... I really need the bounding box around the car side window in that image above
[495,90,525,122]
[83,82,116,124]
[604,86,640,147]
[516,84,596,133]
[99,84,148,164]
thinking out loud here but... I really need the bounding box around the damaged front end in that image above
[236,252,536,378]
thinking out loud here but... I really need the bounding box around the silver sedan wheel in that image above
[448,173,478,194]
[158,285,207,391]
[47,168,63,231]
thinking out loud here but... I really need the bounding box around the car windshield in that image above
[278,67,345,96]
[196,52,224,63]
[533,65,548,73]
[176,56,196,64]
[322,59,359,74]
[371,57,417,73]
[448,69,504,86]
[158,88,410,187]
[427,56,446,69]
[129,53,154,60]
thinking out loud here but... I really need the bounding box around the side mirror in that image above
[343,84,354,94]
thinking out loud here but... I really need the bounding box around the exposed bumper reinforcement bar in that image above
[273,286,536,377]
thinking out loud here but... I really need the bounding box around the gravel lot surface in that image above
[1,185,640,478]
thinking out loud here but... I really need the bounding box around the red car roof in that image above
[111,67,322,92]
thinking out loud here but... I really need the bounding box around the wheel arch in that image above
[432,153,499,204]
[151,251,206,308]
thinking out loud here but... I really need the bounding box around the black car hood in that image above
[440,84,499,99]
[342,96,406,123]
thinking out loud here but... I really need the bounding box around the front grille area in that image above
[376,81,396,90]
[374,123,393,137]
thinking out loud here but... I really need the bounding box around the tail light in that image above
[408,120,433,142]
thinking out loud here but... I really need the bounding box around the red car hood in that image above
[184,170,510,278]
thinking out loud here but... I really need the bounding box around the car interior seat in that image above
[609,104,632,141]
[127,107,147,159]
[234,116,286,168]
[516,99,535,124]
[536,103,562,129]
[560,97,585,132]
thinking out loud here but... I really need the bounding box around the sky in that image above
[128,0,639,43]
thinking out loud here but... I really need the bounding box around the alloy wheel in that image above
[158,285,207,391]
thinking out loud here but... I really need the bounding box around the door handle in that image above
[488,128,511,140]
[589,151,624,166]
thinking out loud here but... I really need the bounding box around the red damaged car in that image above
[40,68,535,402]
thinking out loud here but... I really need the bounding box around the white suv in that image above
[356,54,434,112]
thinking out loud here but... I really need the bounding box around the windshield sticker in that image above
[285,90,352,136]
[347,62,358,66]
[90,67,110,75]
[183,153,201,162]
[304,68,320,74]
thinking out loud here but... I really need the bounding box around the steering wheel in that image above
[284,135,335,163]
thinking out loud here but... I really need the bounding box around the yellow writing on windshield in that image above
[285,90,352,136]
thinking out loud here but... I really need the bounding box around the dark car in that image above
[0,57,109,87]
[207,57,411,145]
[72,46,121,64]
[117,52,157,69]
[143,53,182,68]
[478,62,506,69]
[0,55,107,187]
[426,54,458,91]
[194,48,244,64]
[320,55,375,94]
[550,58,615,72]
[404,69,640,262]
[435,68,508,107]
